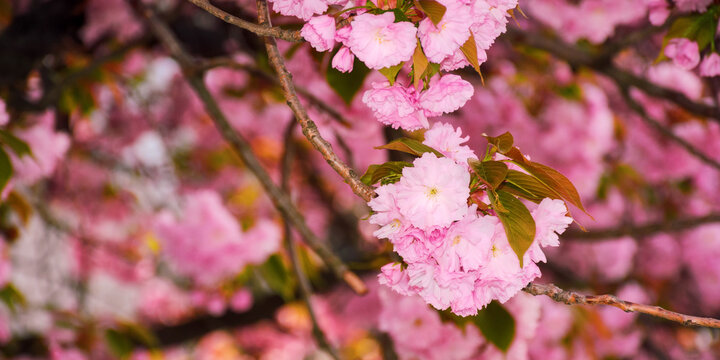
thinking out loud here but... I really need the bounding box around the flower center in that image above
[452,235,462,245]
[426,186,440,199]
[491,244,499,258]
[374,30,386,44]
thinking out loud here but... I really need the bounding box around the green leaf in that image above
[378,62,405,85]
[105,329,134,359]
[488,190,535,266]
[657,8,720,61]
[414,0,447,25]
[469,160,508,189]
[258,254,294,301]
[0,130,31,157]
[118,321,158,348]
[361,161,412,185]
[326,57,370,105]
[473,301,516,352]
[0,284,25,312]
[375,138,444,157]
[484,132,514,154]
[501,170,558,203]
[504,147,588,216]
[0,148,12,193]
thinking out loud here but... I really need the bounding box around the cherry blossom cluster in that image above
[368,122,573,316]
[288,0,518,130]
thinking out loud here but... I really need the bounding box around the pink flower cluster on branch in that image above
[367,124,574,316]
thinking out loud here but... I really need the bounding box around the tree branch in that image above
[256,0,376,203]
[281,121,340,359]
[186,0,302,42]
[564,212,720,240]
[523,283,720,328]
[135,3,366,295]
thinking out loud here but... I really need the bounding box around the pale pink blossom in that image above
[417,0,472,63]
[532,198,573,248]
[700,53,720,77]
[419,74,474,116]
[664,38,700,70]
[395,153,470,229]
[230,289,253,312]
[268,0,327,20]
[0,99,8,126]
[13,112,71,184]
[378,262,412,295]
[362,81,429,130]
[422,122,477,166]
[301,15,336,52]
[646,0,670,25]
[331,46,354,73]
[368,183,405,239]
[347,12,417,69]
[435,206,495,272]
[137,279,191,324]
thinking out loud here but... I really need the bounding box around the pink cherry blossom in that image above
[301,15,336,52]
[331,46,354,73]
[268,0,328,20]
[700,53,720,77]
[13,112,71,184]
[417,0,472,63]
[395,153,470,229]
[435,206,495,272]
[422,122,477,166]
[347,12,417,69]
[664,38,700,70]
[418,74,474,116]
[0,99,8,126]
[362,81,429,130]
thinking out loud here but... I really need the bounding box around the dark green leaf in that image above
[378,62,405,85]
[326,57,370,105]
[361,161,412,185]
[489,190,536,266]
[258,254,294,301]
[0,284,25,312]
[105,329,134,359]
[414,0,447,25]
[473,301,516,352]
[470,160,508,189]
[0,148,12,193]
[501,170,558,203]
[375,138,444,157]
[0,130,31,157]
[484,132,514,154]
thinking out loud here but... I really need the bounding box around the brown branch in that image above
[281,121,340,359]
[564,212,720,240]
[256,0,376,203]
[523,283,720,328]
[136,3,366,295]
[186,0,302,42]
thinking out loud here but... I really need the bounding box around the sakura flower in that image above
[268,0,327,20]
[347,12,417,69]
[362,81,429,130]
[417,0,472,63]
[301,15,336,52]
[419,74,474,116]
[331,46,354,73]
[368,183,405,239]
[435,205,496,272]
[664,38,700,70]
[395,153,470,229]
[532,198,573,248]
[422,122,477,166]
[13,112,71,184]
[0,99,8,126]
[378,262,412,296]
[700,53,720,77]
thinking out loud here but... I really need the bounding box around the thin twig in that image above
[619,86,720,172]
[186,0,302,42]
[281,120,340,359]
[523,283,720,328]
[564,212,720,240]
[136,3,366,295]
[256,0,375,203]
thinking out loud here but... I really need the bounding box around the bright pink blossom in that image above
[419,74,474,116]
[13,112,71,184]
[422,122,477,166]
[347,12,417,69]
[301,15,336,52]
[395,153,470,229]
[362,81,429,130]
[664,38,700,70]
[268,0,327,20]
[417,0,472,63]
[331,46,354,73]
[700,53,720,77]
